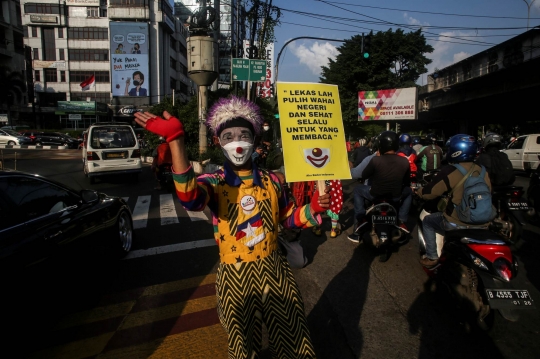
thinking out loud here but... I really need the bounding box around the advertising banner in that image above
[358,87,417,121]
[33,60,66,69]
[242,40,274,98]
[277,82,351,182]
[66,0,100,5]
[110,22,150,98]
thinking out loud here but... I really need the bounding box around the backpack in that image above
[452,164,496,224]
[490,151,515,186]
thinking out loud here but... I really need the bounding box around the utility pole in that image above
[522,0,536,30]
[186,0,218,156]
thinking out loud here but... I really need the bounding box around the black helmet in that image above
[427,133,437,144]
[377,131,399,154]
[482,133,503,150]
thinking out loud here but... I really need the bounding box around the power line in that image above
[313,0,540,20]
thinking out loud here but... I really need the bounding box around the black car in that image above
[0,170,134,281]
[21,131,79,148]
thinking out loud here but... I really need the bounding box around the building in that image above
[20,0,192,130]
[0,0,26,126]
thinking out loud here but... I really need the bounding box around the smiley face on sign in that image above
[302,147,331,169]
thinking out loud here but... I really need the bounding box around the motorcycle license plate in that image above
[507,200,530,210]
[372,215,396,225]
[485,289,535,309]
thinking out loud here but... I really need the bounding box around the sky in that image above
[270,0,540,85]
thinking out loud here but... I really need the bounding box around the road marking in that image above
[132,195,151,229]
[187,210,209,221]
[123,239,216,260]
[160,194,179,225]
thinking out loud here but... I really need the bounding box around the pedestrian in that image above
[134,95,331,359]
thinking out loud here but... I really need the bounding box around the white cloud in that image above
[453,51,471,63]
[427,31,479,73]
[289,41,339,76]
[403,12,430,28]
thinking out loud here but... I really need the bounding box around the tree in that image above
[0,66,26,127]
[320,29,433,137]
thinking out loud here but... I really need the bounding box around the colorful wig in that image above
[206,96,263,136]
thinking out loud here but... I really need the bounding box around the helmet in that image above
[399,133,412,146]
[371,136,380,152]
[427,133,437,144]
[377,131,399,154]
[483,133,503,150]
[412,137,421,145]
[446,134,478,163]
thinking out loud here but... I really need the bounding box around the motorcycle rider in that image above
[412,137,423,154]
[396,133,418,180]
[350,137,371,168]
[350,131,412,242]
[475,132,515,186]
[151,137,173,190]
[415,133,444,177]
[415,134,494,267]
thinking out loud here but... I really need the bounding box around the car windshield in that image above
[90,127,137,149]
[4,129,21,137]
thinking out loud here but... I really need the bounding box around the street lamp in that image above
[522,0,537,30]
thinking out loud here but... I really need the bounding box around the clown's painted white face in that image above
[219,127,255,166]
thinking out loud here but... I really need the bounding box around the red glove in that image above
[146,116,184,142]
[310,190,325,213]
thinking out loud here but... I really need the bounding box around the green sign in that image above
[56,101,108,114]
[232,59,250,81]
[231,59,267,82]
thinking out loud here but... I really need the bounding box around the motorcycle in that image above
[357,198,404,262]
[417,200,535,330]
[526,161,540,220]
[158,163,174,192]
[489,185,532,246]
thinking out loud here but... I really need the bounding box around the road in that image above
[1,149,540,359]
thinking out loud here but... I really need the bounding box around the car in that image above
[0,125,30,132]
[0,129,33,145]
[82,122,142,184]
[501,134,540,172]
[0,170,134,281]
[21,131,79,149]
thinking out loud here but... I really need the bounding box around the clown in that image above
[134,96,330,359]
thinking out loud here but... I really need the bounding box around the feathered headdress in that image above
[206,96,263,136]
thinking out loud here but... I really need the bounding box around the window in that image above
[59,49,65,60]
[100,8,107,17]
[34,70,40,82]
[42,28,56,61]
[170,77,177,91]
[170,57,177,70]
[31,27,38,38]
[44,69,58,82]
[23,26,29,38]
[179,63,187,76]
[508,137,525,150]
[60,71,66,82]
[0,176,78,229]
[33,48,39,60]
[58,28,63,39]
[178,43,187,58]
[70,71,109,83]
[87,7,99,17]
[109,0,146,6]
[180,82,188,95]
[68,49,108,61]
[24,3,66,15]
[68,27,108,40]
[70,92,110,103]
[169,35,176,51]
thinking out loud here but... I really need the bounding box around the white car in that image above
[0,129,33,146]
[82,123,142,184]
[502,134,540,172]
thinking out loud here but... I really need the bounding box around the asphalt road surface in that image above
[1,149,539,359]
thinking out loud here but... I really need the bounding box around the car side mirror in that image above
[81,189,99,203]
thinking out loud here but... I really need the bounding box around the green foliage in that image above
[320,29,433,138]
[245,0,282,57]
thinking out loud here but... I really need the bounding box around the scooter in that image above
[417,201,535,330]
[526,160,540,219]
[357,199,404,262]
[489,185,532,246]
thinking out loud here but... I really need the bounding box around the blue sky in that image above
[271,0,540,85]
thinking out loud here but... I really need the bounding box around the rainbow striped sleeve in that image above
[172,166,218,212]
[267,173,320,229]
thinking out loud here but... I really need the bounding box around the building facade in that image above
[20,0,192,130]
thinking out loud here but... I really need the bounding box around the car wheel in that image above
[116,209,133,257]
[7,141,16,145]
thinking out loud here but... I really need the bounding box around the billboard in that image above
[66,0,100,5]
[358,87,417,121]
[243,40,274,98]
[110,22,150,98]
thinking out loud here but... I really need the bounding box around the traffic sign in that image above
[232,58,267,82]
[232,58,250,81]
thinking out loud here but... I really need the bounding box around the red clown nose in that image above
[236,147,243,154]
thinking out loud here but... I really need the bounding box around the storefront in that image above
[56,101,110,130]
